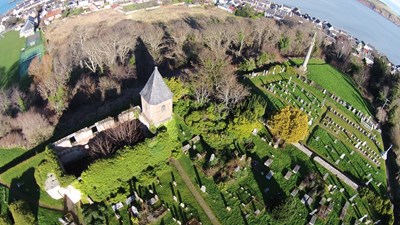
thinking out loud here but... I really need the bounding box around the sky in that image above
[380,0,400,16]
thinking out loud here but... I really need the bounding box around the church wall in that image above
[141,97,173,126]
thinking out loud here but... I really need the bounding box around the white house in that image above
[19,16,35,38]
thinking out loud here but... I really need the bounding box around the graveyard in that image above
[71,58,391,225]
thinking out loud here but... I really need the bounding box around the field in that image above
[45,5,232,54]
[0,31,26,89]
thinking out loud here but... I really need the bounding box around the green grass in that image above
[37,207,64,225]
[122,1,158,12]
[306,126,386,195]
[0,148,26,167]
[19,43,45,77]
[290,58,373,116]
[0,31,26,89]
[0,152,64,210]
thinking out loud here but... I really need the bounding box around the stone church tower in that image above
[140,66,173,127]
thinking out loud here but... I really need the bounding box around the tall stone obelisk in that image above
[300,32,317,72]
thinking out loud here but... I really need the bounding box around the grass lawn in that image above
[0,31,26,89]
[0,152,63,210]
[290,58,373,116]
[0,148,26,167]
[306,126,386,195]
[37,207,64,225]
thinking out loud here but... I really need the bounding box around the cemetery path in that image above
[293,143,359,190]
[170,158,222,225]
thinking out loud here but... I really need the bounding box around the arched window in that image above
[161,105,166,112]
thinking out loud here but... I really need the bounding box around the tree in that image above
[165,77,189,103]
[15,109,54,147]
[9,200,37,225]
[271,197,308,224]
[82,203,107,225]
[28,54,70,114]
[88,120,143,158]
[216,72,249,107]
[333,35,352,60]
[234,5,263,18]
[268,106,308,143]
[0,215,11,225]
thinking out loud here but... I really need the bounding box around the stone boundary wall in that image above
[313,156,359,190]
[293,143,359,190]
[52,106,141,149]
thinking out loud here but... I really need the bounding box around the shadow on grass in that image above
[8,167,40,220]
[248,152,286,209]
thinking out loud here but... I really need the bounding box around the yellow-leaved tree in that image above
[268,106,308,143]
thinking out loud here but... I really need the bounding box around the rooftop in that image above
[140,66,173,105]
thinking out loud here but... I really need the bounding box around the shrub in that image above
[9,200,36,225]
[268,106,308,143]
[77,123,180,202]
[35,148,75,190]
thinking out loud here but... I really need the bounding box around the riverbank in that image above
[358,0,400,26]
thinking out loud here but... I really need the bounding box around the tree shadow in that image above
[134,37,155,81]
[8,167,40,219]
[248,152,286,209]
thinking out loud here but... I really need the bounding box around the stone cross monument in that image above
[300,32,317,72]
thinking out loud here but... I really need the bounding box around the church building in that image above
[140,66,174,127]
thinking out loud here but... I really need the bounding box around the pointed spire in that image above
[140,66,173,105]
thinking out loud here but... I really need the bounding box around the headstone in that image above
[201,185,206,193]
[323,173,329,180]
[265,171,274,180]
[209,154,215,162]
[173,196,178,202]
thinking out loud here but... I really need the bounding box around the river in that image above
[271,0,400,65]
[0,0,24,16]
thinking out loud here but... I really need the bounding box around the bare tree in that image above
[140,24,166,63]
[88,120,143,158]
[216,70,249,107]
[166,20,192,65]
[29,54,70,113]
[230,19,252,57]
[89,132,117,158]
[333,35,352,60]
[0,114,12,137]
[106,120,143,146]
[15,109,54,147]
[189,69,213,104]
[0,89,10,114]
[98,76,121,100]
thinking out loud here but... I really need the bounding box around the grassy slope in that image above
[0,31,25,89]
[291,58,373,116]
[0,148,26,167]
[0,152,64,210]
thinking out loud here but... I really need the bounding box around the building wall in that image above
[141,97,172,126]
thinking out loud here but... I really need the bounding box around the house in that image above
[78,0,90,8]
[19,16,35,38]
[140,66,173,127]
[26,32,40,46]
[43,9,62,25]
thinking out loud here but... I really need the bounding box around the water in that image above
[0,0,24,16]
[380,0,400,16]
[272,0,400,65]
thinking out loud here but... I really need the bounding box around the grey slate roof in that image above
[140,66,173,105]
[21,18,35,34]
